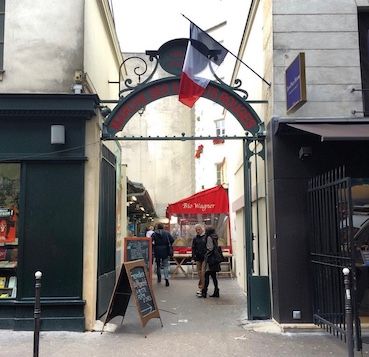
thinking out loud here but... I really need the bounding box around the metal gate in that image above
[97,145,117,318]
[308,167,361,349]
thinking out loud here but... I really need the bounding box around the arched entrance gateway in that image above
[102,38,270,320]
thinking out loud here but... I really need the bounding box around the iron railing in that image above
[308,167,361,350]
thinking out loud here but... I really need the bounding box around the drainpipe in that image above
[243,138,253,318]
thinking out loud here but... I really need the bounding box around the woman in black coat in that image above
[152,223,174,286]
[200,227,221,298]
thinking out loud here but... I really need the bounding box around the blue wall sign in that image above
[285,52,307,113]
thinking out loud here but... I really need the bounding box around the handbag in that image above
[207,246,224,265]
[213,246,225,264]
[217,246,225,262]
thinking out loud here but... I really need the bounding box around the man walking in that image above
[191,224,207,297]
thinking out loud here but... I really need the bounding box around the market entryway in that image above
[99,38,269,323]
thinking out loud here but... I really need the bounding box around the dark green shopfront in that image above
[0,93,100,331]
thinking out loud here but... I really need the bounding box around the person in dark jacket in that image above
[200,227,221,298]
[152,223,174,286]
[191,224,207,297]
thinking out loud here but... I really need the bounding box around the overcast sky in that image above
[111,0,249,53]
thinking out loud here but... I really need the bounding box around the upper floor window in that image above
[214,119,225,144]
[216,159,226,186]
[0,0,5,71]
[215,119,225,136]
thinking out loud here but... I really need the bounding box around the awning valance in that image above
[166,185,229,217]
[285,123,369,141]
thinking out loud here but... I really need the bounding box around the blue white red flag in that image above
[179,23,228,108]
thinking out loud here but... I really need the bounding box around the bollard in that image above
[33,271,42,357]
[343,267,354,357]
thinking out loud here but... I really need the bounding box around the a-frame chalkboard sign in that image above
[102,259,162,333]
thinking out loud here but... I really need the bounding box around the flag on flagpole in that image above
[179,23,228,108]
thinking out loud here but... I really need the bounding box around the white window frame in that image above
[215,119,225,136]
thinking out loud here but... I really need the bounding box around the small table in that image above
[172,253,191,278]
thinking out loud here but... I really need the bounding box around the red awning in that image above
[166,185,229,217]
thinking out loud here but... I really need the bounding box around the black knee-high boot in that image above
[201,288,207,298]
[209,272,219,297]
[201,271,211,298]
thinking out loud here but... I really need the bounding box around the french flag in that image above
[179,23,228,108]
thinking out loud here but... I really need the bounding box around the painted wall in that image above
[84,0,122,100]
[0,0,84,92]
[271,0,362,120]
[83,0,124,330]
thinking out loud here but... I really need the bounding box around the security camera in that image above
[299,146,312,160]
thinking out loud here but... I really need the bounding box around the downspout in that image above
[243,138,253,318]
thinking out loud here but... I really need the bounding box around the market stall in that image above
[166,185,231,253]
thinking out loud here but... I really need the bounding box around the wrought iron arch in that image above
[103,78,263,138]
[103,38,264,138]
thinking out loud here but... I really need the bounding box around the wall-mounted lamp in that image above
[51,125,65,145]
[100,106,111,118]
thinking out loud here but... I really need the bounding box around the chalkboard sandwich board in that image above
[124,237,152,280]
[102,259,161,333]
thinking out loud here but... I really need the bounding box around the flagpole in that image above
[181,14,271,87]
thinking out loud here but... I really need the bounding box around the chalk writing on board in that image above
[130,266,154,316]
[124,237,152,279]
[127,241,148,260]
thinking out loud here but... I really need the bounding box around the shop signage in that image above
[285,52,307,113]
[102,259,161,332]
[166,185,229,217]
[181,202,216,212]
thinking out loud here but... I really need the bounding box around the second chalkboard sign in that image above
[124,237,152,280]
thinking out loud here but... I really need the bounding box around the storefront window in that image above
[0,164,20,299]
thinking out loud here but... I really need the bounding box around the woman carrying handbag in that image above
[199,226,223,298]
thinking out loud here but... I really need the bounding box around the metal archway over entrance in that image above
[101,38,270,320]
[103,76,262,137]
[102,38,264,139]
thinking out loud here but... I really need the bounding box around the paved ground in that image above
[0,275,367,356]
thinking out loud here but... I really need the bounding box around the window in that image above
[216,160,226,185]
[0,163,20,299]
[0,1,4,71]
[215,119,225,136]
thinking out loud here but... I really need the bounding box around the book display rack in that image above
[0,239,17,299]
